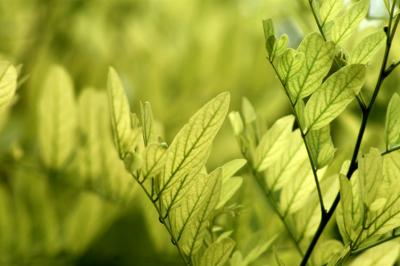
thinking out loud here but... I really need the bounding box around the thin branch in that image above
[382,145,400,155]
[308,0,327,40]
[351,233,400,255]
[300,2,400,265]
[132,173,190,265]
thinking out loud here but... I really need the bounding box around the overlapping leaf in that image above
[304,64,366,132]
[157,93,229,212]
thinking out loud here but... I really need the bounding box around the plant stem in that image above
[308,0,327,40]
[134,174,189,265]
[351,233,400,255]
[300,3,399,265]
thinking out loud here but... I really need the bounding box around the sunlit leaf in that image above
[291,33,335,100]
[107,67,141,159]
[349,31,386,65]
[198,238,235,266]
[385,93,400,150]
[304,64,366,131]
[330,0,370,44]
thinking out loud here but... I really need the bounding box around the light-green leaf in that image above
[158,92,229,210]
[349,31,386,65]
[350,241,400,266]
[38,65,77,170]
[385,93,400,150]
[291,33,335,100]
[304,64,366,132]
[306,126,335,168]
[199,238,235,266]
[107,67,141,159]
[276,48,305,89]
[330,0,370,44]
[319,0,344,26]
[0,62,17,108]
[255,115,295,171]
[180,169,222,256]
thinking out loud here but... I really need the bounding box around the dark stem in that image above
[300,2,399,264]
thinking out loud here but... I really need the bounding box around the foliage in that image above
[0,0,400,265]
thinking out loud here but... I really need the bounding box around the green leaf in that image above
[266,35,289,60]
[288,33,335,102]
[216,159,245,208]
[107,67,141,159]
[330,0,370,44]
[142,143,167,180]
[385,93,400,150]
[350,241,400,266]
[255,116,295,171]
[304,64,366,132]
[0,61,17,108]
[229,111,244,136]
[337,174,358,244]
[179,169,222,256]
[140,101,156,146]
[262,19,274,41]
[348,31,386,65]
[306,126,335,168]
[241,98,257,124]
[290,33,335,100]
[199,238,235,266]
[276,48,305,89]
[265,130,307,190]
[38,65,77,170]
[319,0,344,26]
[158,92,229,212]
[279,160,318,215]
[313,240,344,266]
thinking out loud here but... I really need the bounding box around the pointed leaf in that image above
[349,31,386,65]
[304,64,366,131]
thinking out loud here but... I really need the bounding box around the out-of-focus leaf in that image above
[38,65,77,170]
[385,93,400,150]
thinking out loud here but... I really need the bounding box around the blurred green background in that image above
[0,0,399,265]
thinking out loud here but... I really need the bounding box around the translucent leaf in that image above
[220,159,246,182]
[241,98,257,124]
[265,130,308,190]
[180,169,222,256]
[290,33,335,100]
[348,31,386,65]
[0,61,17,108]
[38,65,77,170]
[255,115,295,171]
[319,0,344,25]
[313,239,344,266]
[304,64,366,131]
[107,67,141,159]
[229,111,244,136]
[262,19,275,42]
[158,92,229,209]
[198,238,235,266]
[350,241,400,266]
[140,101,156,146]
[330,0,370,44]
[142,143,167,180]
[241,235,277,265]
[306,126,335,168]
[217,176,242,209]
[276,48,305,89]
[385,93,400,150]
[279,160,316,215]
[337,174,358,244]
